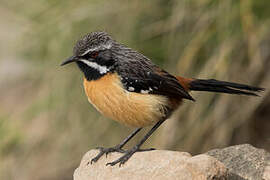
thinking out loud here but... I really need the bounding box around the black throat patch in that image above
[76,61,104,81]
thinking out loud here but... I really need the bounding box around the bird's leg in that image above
[106,119,166,167]
[90,127,142,164]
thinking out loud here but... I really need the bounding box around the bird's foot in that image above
[106,146,155,167]
[89,145,126,164]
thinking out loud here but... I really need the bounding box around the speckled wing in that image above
[115,53,194,101]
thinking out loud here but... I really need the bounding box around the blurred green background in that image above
[0,0,269,179]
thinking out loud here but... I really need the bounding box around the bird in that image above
[61,31,264,166]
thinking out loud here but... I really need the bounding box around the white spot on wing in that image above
[128,87,135,91]
[80,60,109,74]
[141,90,149,94]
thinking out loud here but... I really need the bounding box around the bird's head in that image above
[61,31,117,80]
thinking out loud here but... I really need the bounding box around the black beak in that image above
[60,56,78,66]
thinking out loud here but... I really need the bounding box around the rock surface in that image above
[74,150,228,180]
[206,144,270,180]
[74,144,270,180]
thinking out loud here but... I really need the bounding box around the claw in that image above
[137,148,155,152]
[106,162,115,166]
[106,147,138,166]
[89,146,126,164]
[91,146,156,166]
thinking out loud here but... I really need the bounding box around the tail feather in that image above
[188,78,264,96]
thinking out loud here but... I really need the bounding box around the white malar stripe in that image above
[80,60,109,74]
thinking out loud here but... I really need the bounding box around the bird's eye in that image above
[81,51,99,59]
[91,51,99,58]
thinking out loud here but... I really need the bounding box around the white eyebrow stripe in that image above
[81,43,112,56]
[80,60,109,74]
[81,48,95,56]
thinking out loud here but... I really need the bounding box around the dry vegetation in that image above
[0,0,269,179]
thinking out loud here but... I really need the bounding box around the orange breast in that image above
[83,73,170,127]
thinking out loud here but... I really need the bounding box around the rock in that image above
[74,144,270,180]
[264,165,270,180]
[74,150,228,180]
[206,144,270,180]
